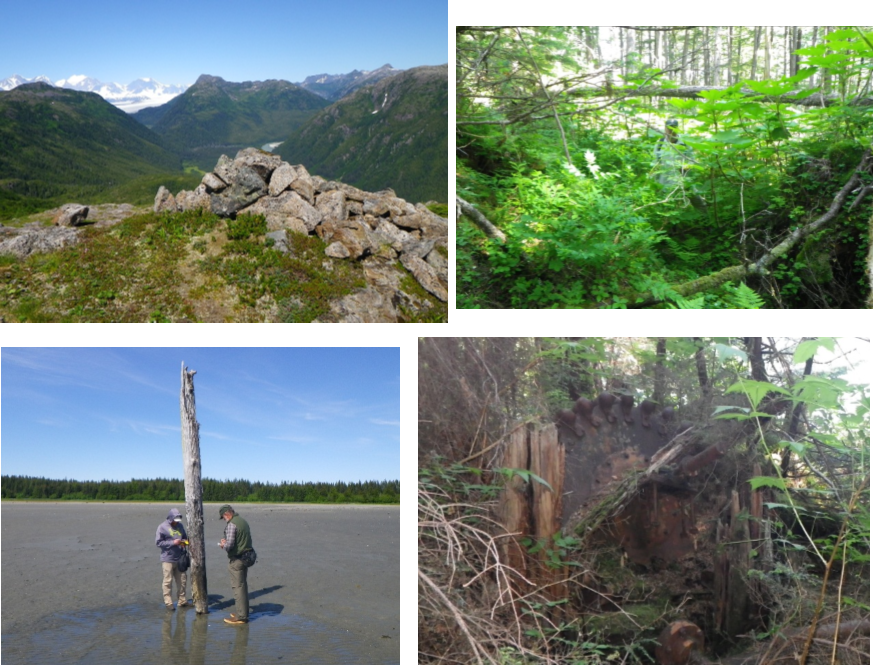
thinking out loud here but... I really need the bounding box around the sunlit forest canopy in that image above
[456,26,873,309]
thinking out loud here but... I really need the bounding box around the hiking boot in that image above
[165,604,175,611]
[224,616,248,625]
[178,600,190,607]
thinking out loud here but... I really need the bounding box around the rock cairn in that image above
[155,148,448,306]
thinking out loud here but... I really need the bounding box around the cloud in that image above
[370,418,400,426]
[268,434,318,444]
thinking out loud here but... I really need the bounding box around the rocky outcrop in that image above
[0,227,80,258]
[52,204,89,227]
[160,147,448,313]
[0,204,147,258]
[154,186,177,213]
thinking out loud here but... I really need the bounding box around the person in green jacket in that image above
[218,504,255,625]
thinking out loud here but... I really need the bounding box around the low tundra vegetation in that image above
[0,209,365,322]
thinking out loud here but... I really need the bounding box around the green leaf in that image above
[528,472,554,492]
[726,379,790,409]
[793,337,836,364]
[745,80,796,96]
[714,343,748,363]
[792,375,847,410]
[710,130,748,144]
[749,476,787,491]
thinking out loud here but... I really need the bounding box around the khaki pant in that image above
[229,558,249,620]
[162,561,187,606]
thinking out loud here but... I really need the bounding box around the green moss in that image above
[396,261,448,323]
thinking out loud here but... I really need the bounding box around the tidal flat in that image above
[1,502,399,664]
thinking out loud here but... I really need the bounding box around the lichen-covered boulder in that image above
[53,204,89,227]
[315,190,347,224]
[201,172,227,193]
[154,186,178,213]
[233,147,282,180]
[240,190,321,232]
[400,253,448,302]
[209,167,267,217]
[176,184,211,212]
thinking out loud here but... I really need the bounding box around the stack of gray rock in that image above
[155,148,448,315]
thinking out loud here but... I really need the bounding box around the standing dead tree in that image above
[180,363,208,614]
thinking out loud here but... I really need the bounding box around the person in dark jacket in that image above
[218,504,254,625]
[156,508,189,610]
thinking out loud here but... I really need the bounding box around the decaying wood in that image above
[180,363,209,614]
[682,617,871,663]
[655,620,705,665]
[529,426,568,604]
[568,84,873,108]
[497,426,530,581]
[679,444,724,475]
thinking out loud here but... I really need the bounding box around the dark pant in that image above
[228,558,249,620]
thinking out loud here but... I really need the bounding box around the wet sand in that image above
[1,502,399,664]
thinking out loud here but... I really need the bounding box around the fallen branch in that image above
[456,197,507,243]
[755,150,872,273]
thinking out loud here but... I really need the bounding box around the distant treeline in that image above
[1,475,399,504]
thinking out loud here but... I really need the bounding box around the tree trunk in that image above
[180,363,209,614]
[713,26,723,87]
[764,27,772,80]
[751,27,761,81]
[704,27,711,85]
[653,338,667,406]
[680,29,690,85]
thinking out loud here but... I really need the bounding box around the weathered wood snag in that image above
[180,363,209,614]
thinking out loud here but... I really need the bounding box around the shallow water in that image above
[2,602,383,665]
[2,502,399,664]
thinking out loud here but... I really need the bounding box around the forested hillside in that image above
[0,84,192,218]
[279,65,448,204]
[457,27,873,309]
[135,74,329,170]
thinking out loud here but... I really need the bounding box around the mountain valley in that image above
[0,64,447,320]
[0,83,197,218]
[132,74,330,171]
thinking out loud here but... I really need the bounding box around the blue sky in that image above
[1,348,399,484]
[1,0,448,86]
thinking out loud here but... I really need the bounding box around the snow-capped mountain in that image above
[55,74,115,92]
[0,74,53,90]
[297,64,402,101]
[0,74,190,113]
[55,75,190,112]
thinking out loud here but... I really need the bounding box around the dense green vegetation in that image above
[457,27,873,308]
[2,475,400,504]
[280,65,448,205]
[0,84,188,219]
[135,75,329,171]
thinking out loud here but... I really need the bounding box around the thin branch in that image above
[418,569,491,665]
